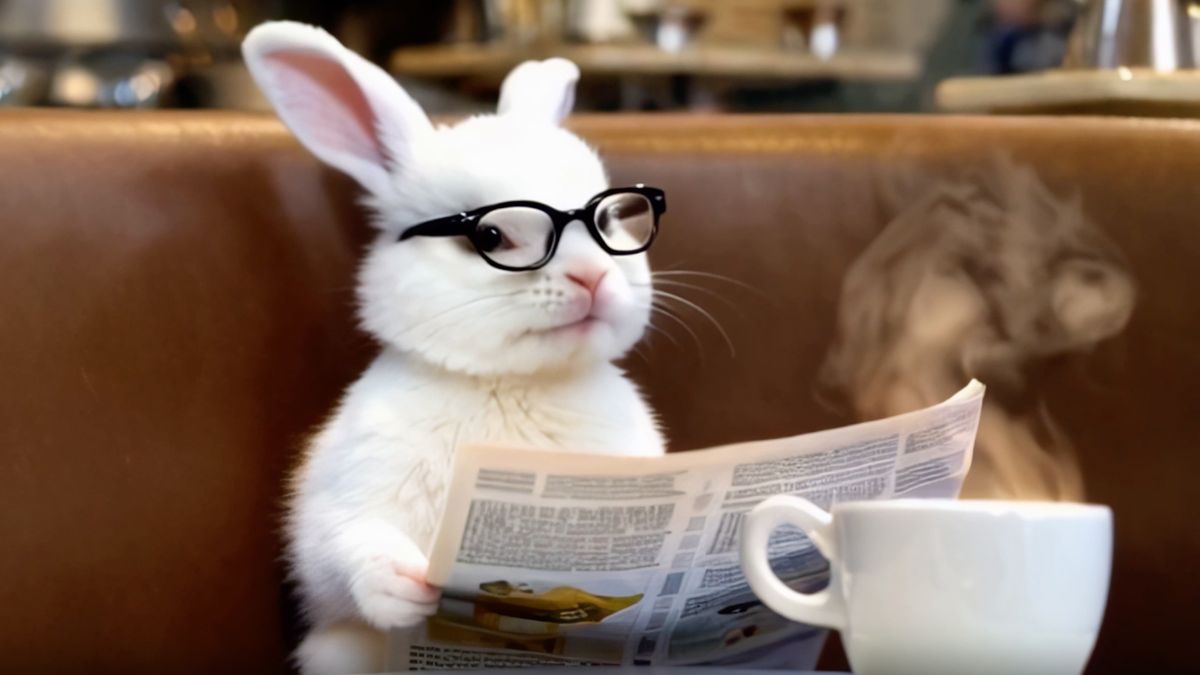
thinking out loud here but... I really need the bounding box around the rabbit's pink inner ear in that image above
[265,51,386,170]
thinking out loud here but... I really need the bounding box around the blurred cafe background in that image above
[3,0,1197,116]
[5,3,1200,674]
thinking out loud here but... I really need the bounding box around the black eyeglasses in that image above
[398,185,666,272]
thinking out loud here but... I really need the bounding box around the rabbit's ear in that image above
[497,58,580,126]
[242,21,432,197]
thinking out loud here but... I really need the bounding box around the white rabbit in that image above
[242,21,665,675]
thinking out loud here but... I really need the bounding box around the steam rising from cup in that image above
[819,154,1136,500]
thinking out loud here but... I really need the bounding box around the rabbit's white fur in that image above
[243,22,664,674]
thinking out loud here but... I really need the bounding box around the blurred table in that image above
[390,43,920,82]
[936,68,1200,116]
[384,662,844,667]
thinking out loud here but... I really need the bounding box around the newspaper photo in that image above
[387,380,985,670]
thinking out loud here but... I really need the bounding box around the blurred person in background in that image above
[983,0,1077,73]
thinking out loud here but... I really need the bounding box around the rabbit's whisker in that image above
[642,321,680,348]
[647,302,705,358]
[634,279,747,319]
[651,270,771,302]
[653,290,736,358]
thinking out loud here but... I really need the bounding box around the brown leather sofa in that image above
[1,111,1194,674]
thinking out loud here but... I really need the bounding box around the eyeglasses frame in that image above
[396,185,666,272]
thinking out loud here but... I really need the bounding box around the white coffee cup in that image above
[740,497,1112,675]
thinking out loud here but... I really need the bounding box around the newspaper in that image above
[387,380,985,670]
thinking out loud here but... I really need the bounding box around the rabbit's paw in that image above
[351,549,441,629]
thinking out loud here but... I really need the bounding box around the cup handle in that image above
[740,495,847,630]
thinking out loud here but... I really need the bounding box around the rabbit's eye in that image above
[475,225,511,252]
[474,207,547,264]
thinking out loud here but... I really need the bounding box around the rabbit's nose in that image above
[566,269,607,296]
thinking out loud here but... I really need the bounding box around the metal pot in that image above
[1063,0,1195,70]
